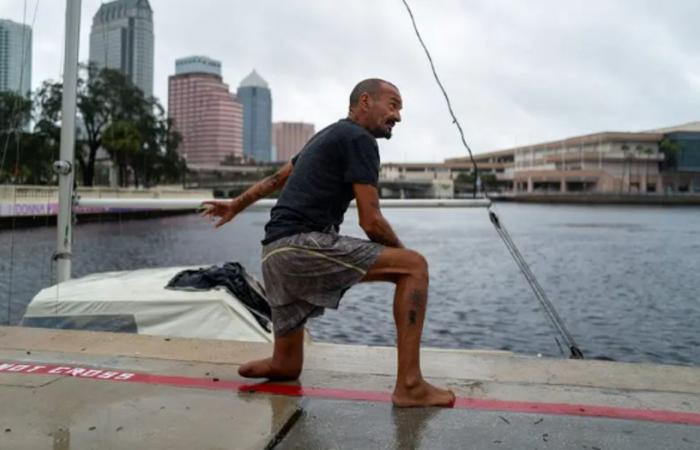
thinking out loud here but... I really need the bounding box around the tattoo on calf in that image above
[408,289,425,326]
[409,289,425,308]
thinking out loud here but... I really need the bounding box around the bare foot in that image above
[238,357,301,381]
[392,378,456,408]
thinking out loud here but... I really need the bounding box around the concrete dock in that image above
[0,326,698,449]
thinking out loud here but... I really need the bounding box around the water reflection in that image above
[392,407,440,450]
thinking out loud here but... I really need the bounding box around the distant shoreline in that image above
[2,194,700,230]
[490,193,700,206]
[0,209,196,230]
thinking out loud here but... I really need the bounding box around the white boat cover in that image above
[22,266,273,343]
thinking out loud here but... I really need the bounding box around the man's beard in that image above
[371,123,394,139]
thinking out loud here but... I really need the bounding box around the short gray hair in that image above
[349,78,397,107]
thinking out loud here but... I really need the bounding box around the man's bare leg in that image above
[238,327,304,380]
[362,248,455,407]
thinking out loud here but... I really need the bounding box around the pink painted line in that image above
[2,361,699,426]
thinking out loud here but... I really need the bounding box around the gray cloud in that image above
[5,0,699,161]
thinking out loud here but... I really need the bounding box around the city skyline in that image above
[3,0,700,163]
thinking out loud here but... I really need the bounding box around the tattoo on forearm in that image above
[236,172,285,209]
[265,173,281,190]
[239,192,254,207]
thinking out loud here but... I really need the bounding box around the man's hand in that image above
[199,160,295,229]
[201,198,241,228]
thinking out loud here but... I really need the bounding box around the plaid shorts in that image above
[261,231,384,336]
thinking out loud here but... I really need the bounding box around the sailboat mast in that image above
[55,0,82,282]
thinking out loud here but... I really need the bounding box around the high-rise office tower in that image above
[168,56,243,166]
[89,0,154,98]
[272,122,315,162]
[237,70,272,163]
[0,19,32,97]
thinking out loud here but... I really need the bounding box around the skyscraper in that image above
[272,122,315,162]
[89,0,154,98]
[168,56,243,166]
[0,19,32,97]
[237,70,272,163]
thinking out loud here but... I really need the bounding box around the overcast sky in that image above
[4,0,700,162]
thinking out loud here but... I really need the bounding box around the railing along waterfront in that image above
[0,185,212,218]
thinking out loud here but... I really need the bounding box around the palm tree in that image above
[659,138,682,193]
[620,144,630,193]
[641,147,654,193]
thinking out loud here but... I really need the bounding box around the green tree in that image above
[455,171,474,185]
[0,92,57,184]
[34,65,186,187]
[126,103,185,187]
[103,120,141,187]
[640,147,656,193]
[455,170,498,191]
[659,138,682,193]
[0,131,57,185]
[34,66,114,186]
[0,91,31,132]
[151,116,185,186]
[659,138,681,170]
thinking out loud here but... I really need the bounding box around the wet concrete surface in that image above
[1,327,699,449]
[275,399,700,450]
[0,372,301,450]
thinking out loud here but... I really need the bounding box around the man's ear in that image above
[359,92,371,111]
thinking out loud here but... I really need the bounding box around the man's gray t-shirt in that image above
[263,118,380,245]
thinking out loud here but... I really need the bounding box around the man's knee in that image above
[402,249,429,282]
[365,247,429,283]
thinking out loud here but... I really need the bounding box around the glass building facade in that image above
[0,19,32,97]
[237,70,272,163]
[665,132,700,172]
[89,0,154,98]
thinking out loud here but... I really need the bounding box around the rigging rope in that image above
[400,0,583,359]
[2,0,40,326]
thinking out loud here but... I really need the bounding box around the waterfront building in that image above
[379,163,454,198]
[0,19,32,97]
[89,0,154,98]
[446,122,700,194]
[272,122,315,162]
[237,70,272,163]
[509,132,665,194]
[168,56,243,166]
[378,154,513,198]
